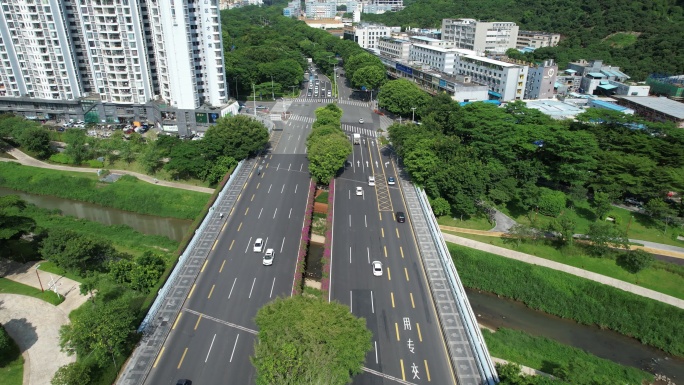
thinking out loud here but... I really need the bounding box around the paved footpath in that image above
[1,260,90,385]
[442,233,684,310]
[1,147,214,194]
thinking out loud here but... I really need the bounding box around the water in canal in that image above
[466,288,684,380]
[0,186,191,242]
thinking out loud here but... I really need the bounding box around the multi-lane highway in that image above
[144,65,456,384]
[146,112,314,384]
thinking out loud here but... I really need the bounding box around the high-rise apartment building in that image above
[0,0,231,132]
[441,18,518,54]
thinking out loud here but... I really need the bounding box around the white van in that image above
[368,176,375,186]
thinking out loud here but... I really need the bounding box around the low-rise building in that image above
[587,98,635,114]
[305,1,338,19]
[441,18,519,54]
[378,37,412,61]
[555,69,583,95]
[526,99,585,120]
[616,96,684,127]
[567,60,629,82]
[646,75,684,98]
[409,36,456,48]
[516,31,561,50]
[283,0,301,17]
[343,24,400,49]
[455,55,529,101]
[409,44,470,74]
[524,60,558,100]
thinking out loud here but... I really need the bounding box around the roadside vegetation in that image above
[0,278,64,306]
[0,192,179,385]
[0,324,23,385]
[485,328,652,385]
[450,243,684,357]
[0,113,268,188]
[447,231,684,300]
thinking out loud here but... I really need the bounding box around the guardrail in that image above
[137,159,245,333]
[415,187,499,385]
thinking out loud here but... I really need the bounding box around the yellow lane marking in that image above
[221,222,227,232]
[396,228,400,238]
[229,207,234,216]
[384,246,387,258]
[153,346,165,368]
[257,183,260,189]
[266,163,269,168]
[219,260,226,273]
[237,193,242,201]
[238,222,242,232]
[395,323,400,341]
[251,193,255,201]
[172,313,182,329]
[387,268,391,281]
[212,239,218,251]
[208,284,215,299]
[391,292,395,308]
[400,359,406,380]
[381,228,384,238]
[400,246,404,258]
[379,212,382,221]
[416,323,423,342]
[245,207,249,215]
[177,347,188,369]
[201,260,208,272]
[194,315,201,330]
[229,240,234,250]
[424,360,431,382]
[188,284,196,298]
[261,172,265,178]
[410,293,415,308]
[404,268,409,281]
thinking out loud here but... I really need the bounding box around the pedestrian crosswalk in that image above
[287,115,378,138]
[294,97,370,107]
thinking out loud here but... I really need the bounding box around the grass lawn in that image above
[483,328,652,385]
[0,278,64,305]
[447,231,684,300]
[437,214,493,231]
[0,336,23,385]
[500,199,684,247]
[315,191,328,204]
[37,262,83,283]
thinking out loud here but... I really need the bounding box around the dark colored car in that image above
[176,380,192,385]
[396,211,406,223]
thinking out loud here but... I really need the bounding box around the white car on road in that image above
[372,261,383,276]
[263,249,275,265]
[253,238,264,253]
[356,187,363,196]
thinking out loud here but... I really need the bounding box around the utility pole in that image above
[235,76,239,101]
[411,107,416,123]
[35,264,44,292]
[252,83,257,116]
[290,85,296,97]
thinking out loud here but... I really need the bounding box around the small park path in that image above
[1,260,91,385]
[1,147,214,194]
[441,232,684,310]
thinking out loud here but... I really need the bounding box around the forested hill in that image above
[363,0,684,80]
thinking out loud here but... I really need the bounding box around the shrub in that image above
[49,153,72,164]
[86,159,105,168]
[537,188,566,217]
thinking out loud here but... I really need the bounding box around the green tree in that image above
[618,249,654,274]
[378,79,430,117]
[536,188,566,217]
[51,362,91,385]
[19,126,52,159]
[429,196,451,216]
[203,115,269,161]
[548,210,577,246]
[644,198,673,222]
[350,65,386,90]
[139,143,161,173]
[252,296,372,385]
[63,129,90,164]
[343,53,383,80]
[0,195,35,241]
[587,221,629,256]
[504,224,539,247]
[307,133,351,183]
[591,191,612,221]
[40,229,116,274]
[59,294,137,368]
[164,141,207,180]
[0,324,12,358]
[206,156,238,185]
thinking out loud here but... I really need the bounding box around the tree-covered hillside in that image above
[363,0,684,80]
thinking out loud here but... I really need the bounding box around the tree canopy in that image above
[306,104,352,183]
[252,296,372,385]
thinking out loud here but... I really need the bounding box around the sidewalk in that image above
[1,147,214,194]
[442,233,684,310]
[1,260,90,385]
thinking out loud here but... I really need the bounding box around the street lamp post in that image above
[234,76,239,101]
[35,264,44,292]
[252,83,257,116]
[290,85,296,98]
[411,107,416,123]
[270,76,275,100]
